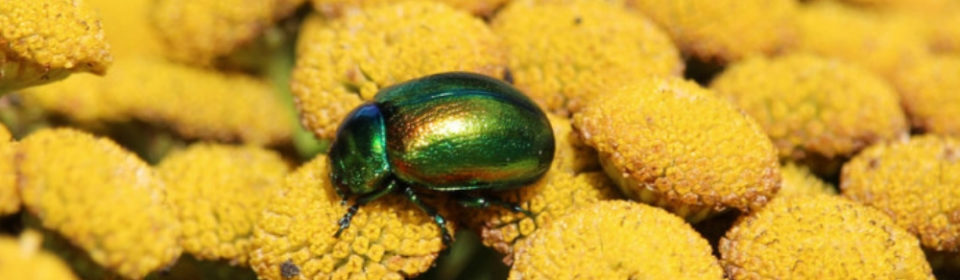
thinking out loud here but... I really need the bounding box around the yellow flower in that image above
[310,0,508,17]
[573,76,780,222]
[158,143,290,264]
[83,0,163,57]
[627,0,796,63]
[720,195,933,279]
[509,200,724,279]
[837,0,956,12]
[791,1,930,78]
[490,0,682,116]
[149,0,305,66]
[22,57,293,145]
[249,155,454,280]
[0,123,16,216]
[841,135,960,253]
[710,54,908,175]
[461,170,619,264]
[292,1,507,140]
[931,8,960,53]
[891,55,960,137]
[0,230,79,280]
[16,128,181,279]
[778,163,836,198]
[0,0,112,92]
[546,114,597,174]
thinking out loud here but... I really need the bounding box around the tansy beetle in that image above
[329,72,555,245]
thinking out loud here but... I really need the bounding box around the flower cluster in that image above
[0,0,112,92]
[573,77,781,222]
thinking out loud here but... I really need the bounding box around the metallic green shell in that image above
[329,72,554,195]
[377,72,554,191]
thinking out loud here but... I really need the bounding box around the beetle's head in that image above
[328,103,392,196]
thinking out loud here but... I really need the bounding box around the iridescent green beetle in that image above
[329,72,555,244]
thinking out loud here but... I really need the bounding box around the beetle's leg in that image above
[453,193,535,220]
[333,180,398,238]
[329,171,349,206]
[402,185,453,246]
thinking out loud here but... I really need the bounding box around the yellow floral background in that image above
[1,0,960,279]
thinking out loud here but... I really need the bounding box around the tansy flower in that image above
[573,77,780,222]
[249,155,454,280]
[890,55,960,137]
[627,0,796,63]
[777,163,835,198]
[22,57,293,145]
[720,194,933,279]
[0,0,112,92]
[461,171,619,264]
[83,0,162,57]
[16,128,181,279]
[0,230,78,280]
[509,200,724,279]
[841,135,960,253]
[150,0,305,66]
[291,1,507,140]
[310,0,507,17]
[158,143,290,265]
[791,1,930,78]
[710,53,908,175]
[490,0,682,116]
[0,123,16,216]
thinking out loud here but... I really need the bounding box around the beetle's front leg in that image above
[333,180,398,238]
[402,186,453,246]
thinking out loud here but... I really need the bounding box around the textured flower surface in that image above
[627,0,796,62]
[83,0,162,57]
[841,135,960,253]
[291,1,507,140]
[17,128,181,279]
[22,57,293,145]
[574,77,780,222]
[509,200,724,279]
[720,194,933,279]
[310,0,508,16]
[0,0,112,92]
[150,0,304,66]
[710,54,908,173]
[777,163,835,198]
[158,143,290,264]
[792,1,929,78]
[491,0,681,116]
[462,170,619,264]
[0,123,16,216]
[891,55,960,136]
[250,155,453,280]
[0,231,78,280]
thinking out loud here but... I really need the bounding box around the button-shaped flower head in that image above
[250,155,454,279]
[291,1,507,140]
[711,54,908,175]
[17,128,181,279]
[510,200,724,279]
[574,77,780,222]
[158,143,290,264]
[842,135,960,253]
[720,195,933,279]
[0,0,112,92]
[491,0,682,116]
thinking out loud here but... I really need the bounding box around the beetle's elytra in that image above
[328,72,555,245]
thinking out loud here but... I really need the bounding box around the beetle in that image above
[328,72,555,245]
